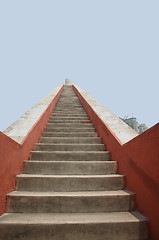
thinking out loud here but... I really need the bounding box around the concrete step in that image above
[31,151,110,161]
[55,105,83,108]
[55,107,84,110]
[56,97,79,99]
[46,123,94,128]
[53,109,84,111]
[0,212,147,240]
[51,114,88,117]
[57,96,77,98]
[44,127,95,133]
[55,103,82,106]
[57,98,79,100]
[56,104,82,106]
[52,112,86,115]
[42,132,98,137]
[49,116,89,121]
[54,105,83,108]
[34,143,105,151]
[59,94,77,97]
[23,161,117,175]
[55,102,82,104]
[56,103,81,105]
[51,110,86,113]
[16,174,124,191]
[39,137,101,144]
[53,110,86,114]
[56,95,79,97]
[48,119,91,123]
[6,190,133,213]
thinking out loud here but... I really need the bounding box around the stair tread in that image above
[8,190,132,197]
[25,160,114,163]
[0,212,146,224]
[32,150,109,153]
[40,137,101,140]
[18,174,122,178]
[36,143,105,146]
[42,132,97,134]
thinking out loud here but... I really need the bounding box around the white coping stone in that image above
[3,84,63,144]
[74,85,138,145]
[65,79,72,85]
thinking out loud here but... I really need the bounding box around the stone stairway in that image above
[0,86,147,240]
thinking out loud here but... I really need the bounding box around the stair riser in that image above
[55,101,82,103]
[51,115,88,118]
[49,117,89,121]
[57,100,79,101]
[48,120,91,123]
[23,161,117,175]
[16,176,124,191]
[53,111,86,114]
[39,137,101,144]
[54,106,84,109]
[54,106,83,109]
[34,144,105,151]
[54,105,84,107]
[0,221,147,240]
[57,98,80,100]
[46,123,94,128]
[55,106,83,109]
[53,108,84,111]
[31,151,110,161]
[6,195,132,213]
[52,110,86,113]
[42,132,98,137]
[56,104,82,107]
[44,128,95,133]
[52,114,86,117]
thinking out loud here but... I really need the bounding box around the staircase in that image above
[0,86,147,240]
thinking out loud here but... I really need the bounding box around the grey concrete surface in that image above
[16,174,125,191]
[31,151,110,161]
[34,143,105,151]
[23,161,117,175]
[39,137,102,144]
[6,190,133,213]
[0,212,147,240]
[42,132,98,137]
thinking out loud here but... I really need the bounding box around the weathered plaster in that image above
[74,85,138,144]
[3,84,63,144]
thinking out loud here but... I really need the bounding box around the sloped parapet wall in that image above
[0,84,64,215]
[73,85,139,145]
[73,85,159,240]
[3,84,63,144]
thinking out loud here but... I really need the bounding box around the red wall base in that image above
[0,85,64,215]
[73,85,159,240]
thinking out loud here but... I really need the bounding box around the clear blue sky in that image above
[0,1,158,131]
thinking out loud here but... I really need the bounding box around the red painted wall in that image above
[73,85,159,240]
[0,85,64,215]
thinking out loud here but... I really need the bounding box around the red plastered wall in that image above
[0,85,64,215]
[73,85,159,240]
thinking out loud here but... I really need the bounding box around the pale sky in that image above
[0,0,158,132]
